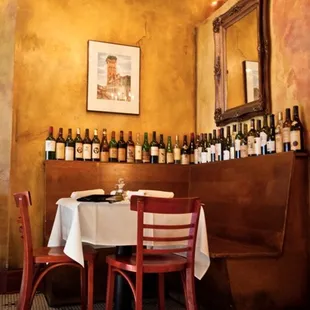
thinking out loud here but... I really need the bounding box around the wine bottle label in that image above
[92,143,100,159]
[166,152,174,164]
[83,144,91,159]
[150,146,159,156]
[109,148,118,159]
[254,137,261,155]
[210,145,215,154]
[118,148,126,161]
[135,145,142,160]
[142,150,150,163]
[260,132,267,146]
[127,146,135,163]
[282,127,290,143]
[240,145,248,158]
[201,152,207,164]
[247,136,255,155]
[235,139,241,151]
[56,143,65,159]
[275,134,283,153]
[181,154,189,165]
[100,151,109,162]
[198,147,202,163]
[206,147,211,163]
[230,147,235,159]
[159,149,166,163]
[194,149,199,164]
[290,130,301,151]
[223,150,230,161]
[190,153,195,163]
[75,142,83,159]
[46,140,56,152]
[174,148,181,160]
[215,143,222,161]
[65,146,74,161]
[267,140,276,153]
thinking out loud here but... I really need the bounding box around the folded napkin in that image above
[71,189,105,199]
[139,190,174,198]
[126,190,145,199]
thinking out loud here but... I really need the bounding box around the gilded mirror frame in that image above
[213,0,271,126]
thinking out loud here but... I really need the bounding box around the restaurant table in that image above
[48,198,210,309]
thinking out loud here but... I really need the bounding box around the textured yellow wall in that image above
[0,0,17,269]
[196,0,310,140]
[7,0,216,267]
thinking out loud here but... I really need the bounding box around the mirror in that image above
[213,0,271,126]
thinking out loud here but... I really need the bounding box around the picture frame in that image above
[87,40,140,115]
[243,60,259,104]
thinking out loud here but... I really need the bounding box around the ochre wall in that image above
[7,0,217,267]
[0,0,17,269]
[196,0,310,144]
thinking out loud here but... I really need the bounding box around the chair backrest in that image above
[13,191,34,266]
[130,196,201,270]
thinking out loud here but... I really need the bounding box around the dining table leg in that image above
[114,246,133,310]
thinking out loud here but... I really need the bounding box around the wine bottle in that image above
[275,112,284,153]
[210,130,216,162]
[65,128,74,161]
[247,119,256,157]
[207,133,212,163]
[173,135,181,164]
[135,133,142,163]
[56,128,65,160]
[166,136,174,164]
[223,127,231,161]
[150,131,159,164]
[82,129,92,161]
[126,131,135,163]
[181,135,189,165]
[290,105,304,151]
[255,120,262,156]
[91,129,100,162]
[201,134,208,164]
[241,124,248,158]
[189,133,196,164]
[283,108,292,152]
[100,128,109,163]
[45,126,56,160]
[228,126,234,160]
[232,124,237,142]
[109,131,118,162]
[260,115,269,155]
[158,134,166,164]
[142,132,150,163]
[216,128,224,161]
[74,128,83,161]
[235,123,243,159]
[194,134,199,164]
[197,133,203,164]
[117,131,126,162]
[267,114,276,154]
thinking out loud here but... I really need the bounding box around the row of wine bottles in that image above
[44,105,304,164]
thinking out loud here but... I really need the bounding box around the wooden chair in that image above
[14,191,96,310]
[105,196,201,310]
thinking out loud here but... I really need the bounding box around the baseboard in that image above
[0,269,22,294]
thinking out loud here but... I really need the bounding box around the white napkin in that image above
[70,189,105,199]
[126,190,145,199]
[139,190,174,198]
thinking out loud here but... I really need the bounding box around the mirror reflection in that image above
[226,8,259,110]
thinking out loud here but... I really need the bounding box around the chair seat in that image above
[34,246,96,264]
[106,254,187,273]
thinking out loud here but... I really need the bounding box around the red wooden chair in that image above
[105,196,201,310]
[14,191,97,310]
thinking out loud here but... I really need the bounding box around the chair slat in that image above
[143,247,191,255]
[143,236,192,242]
[143,223,194,230]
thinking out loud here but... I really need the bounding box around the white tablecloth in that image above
[48,198,210,280]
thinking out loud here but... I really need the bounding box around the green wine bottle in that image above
[109,131,118,162]
[166,136,174,164]
[142,132,150,163]
[65,128,75,161]
[45,126,56,160]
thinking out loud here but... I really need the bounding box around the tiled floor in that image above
[0,293,186,309]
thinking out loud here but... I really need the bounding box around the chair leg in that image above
[17,266,34,310]
[80,266,87,310]
[136,271,143,310]
[158,273,165,310]
[87,260,94,310]
[185,268,197,310]
[105,265,115,310]
[181,270,189,310]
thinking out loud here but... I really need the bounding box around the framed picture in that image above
[87,40,140,115]
[243,60,259,103]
